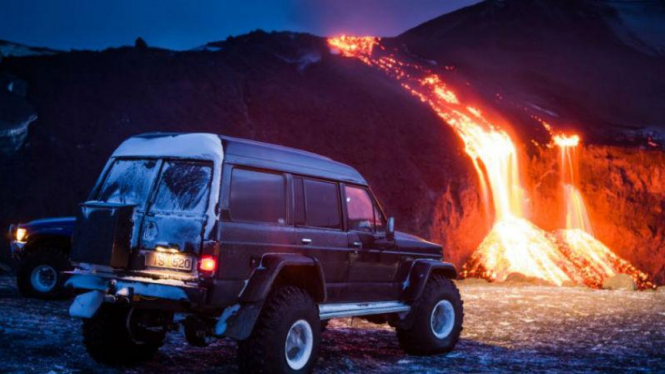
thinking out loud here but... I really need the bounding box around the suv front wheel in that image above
[238,286,321,374]
[397,275,464,355]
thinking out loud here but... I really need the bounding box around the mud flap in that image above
[215,303,263,340]
[69,290,105,318]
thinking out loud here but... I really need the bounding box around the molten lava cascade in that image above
[555,135,593,234]
[552,135,654,289]
[328,36,654,289]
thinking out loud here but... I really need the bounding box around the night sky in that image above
[0,0,480,51]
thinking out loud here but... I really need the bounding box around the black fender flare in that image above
[400,259,458,302]
[222,253,326,340]
[239,253,327,303]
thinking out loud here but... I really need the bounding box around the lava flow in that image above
[552,135,653,289]
[327,36,654,289]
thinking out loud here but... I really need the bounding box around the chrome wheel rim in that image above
[430,300,455,339]
[30,265,57,293]
[285,319,313,370]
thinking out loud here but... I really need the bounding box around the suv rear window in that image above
[98,159,159,206]
[151,161,212,215]
[229,169,286,224]
[303,179,341,230]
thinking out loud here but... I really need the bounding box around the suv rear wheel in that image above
[238,287,321,374]
[397,275,464,355]
[82,304,168,365]
[17,247,71,299]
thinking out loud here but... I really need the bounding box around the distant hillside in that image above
[398,0,665,145]
[0,40,59,60]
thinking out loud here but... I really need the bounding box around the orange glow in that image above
[553,134,580,147]
[327,36,654,289]
[199,256,217,272]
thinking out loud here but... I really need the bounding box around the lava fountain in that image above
[327,36,654,289]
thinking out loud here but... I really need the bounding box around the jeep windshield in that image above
[97,159,160,205]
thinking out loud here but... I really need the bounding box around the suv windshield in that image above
[97,159,159,206]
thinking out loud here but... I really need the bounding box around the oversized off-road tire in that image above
[17,247,71,299]
[397,275,463,355]
[82,304,166,365]
[238,287,321,374]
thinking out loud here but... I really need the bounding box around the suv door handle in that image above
[352,241,362,248]
[301,238,312,245]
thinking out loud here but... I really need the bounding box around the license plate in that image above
[145,252,193,271]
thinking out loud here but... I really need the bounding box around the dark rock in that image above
[458,277,490,286]
[134,37,148,50]
[502,273,556,287]
[561,280,579,288]
[0,89,36,154]
[602,274,636,291]
[0,73,28,97]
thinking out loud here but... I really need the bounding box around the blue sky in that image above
[0,0,480,50]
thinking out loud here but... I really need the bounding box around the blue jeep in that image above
[9,217,75,298]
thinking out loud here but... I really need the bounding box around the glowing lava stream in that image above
[555,134,594,234]
[328,36,654,288]
[553,135,653,289]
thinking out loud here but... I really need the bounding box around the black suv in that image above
[64,133,463,373]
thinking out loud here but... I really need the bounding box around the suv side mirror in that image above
[386,217,395,242]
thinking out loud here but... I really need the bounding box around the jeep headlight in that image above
[15,228,27,242]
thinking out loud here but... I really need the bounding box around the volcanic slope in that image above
[0,32,481,265]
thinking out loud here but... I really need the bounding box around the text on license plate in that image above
[146,252,193,271]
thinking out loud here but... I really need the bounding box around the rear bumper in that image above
[65,272,207,315]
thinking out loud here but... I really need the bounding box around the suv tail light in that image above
[199,241,220,278]
[200,256,217,272]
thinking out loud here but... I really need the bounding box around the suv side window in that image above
[150,161,212,215]
[344,185,374,233]
[302,178,341,230]
[229,168,286,225]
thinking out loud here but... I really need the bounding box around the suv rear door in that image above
[95,158,162,253]
[140,160,213,272]
[218,167,296,286]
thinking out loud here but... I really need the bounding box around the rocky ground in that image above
[0,275,663,373]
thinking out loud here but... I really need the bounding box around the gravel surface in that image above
[0,275,663,373]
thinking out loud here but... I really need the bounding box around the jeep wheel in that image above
[238,287,321,374]
[17,247,71,299]
[397,275,464,355]
[82,304,167,365]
